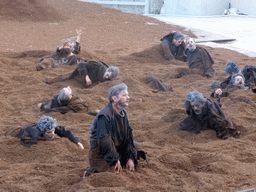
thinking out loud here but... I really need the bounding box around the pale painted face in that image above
[233,76,244,87]
[116,89,130,109]
[103,70,112,80]
[173,38,183,47]
[186,38,196,51]
[190,101,204,115]
[43,128,55,140]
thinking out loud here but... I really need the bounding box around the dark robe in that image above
[160,32,187,62]
[85,103,138,176]
[220,75,232,89]
[45,60,109,85]
[144,75,173,92]
[36,42,87,70]
[210,85,256,108]
[40,94,89,114]
[180,98,240,139]
[12,123,80,146]
[186,46,215,78]
[242,65,256,89]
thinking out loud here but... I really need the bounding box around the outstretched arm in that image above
[54,126,84,149]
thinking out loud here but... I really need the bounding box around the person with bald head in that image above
[185,37,215,78]
[180,91,241,139]
[160,31,187,61]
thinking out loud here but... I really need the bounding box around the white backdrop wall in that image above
[163,0,255,16]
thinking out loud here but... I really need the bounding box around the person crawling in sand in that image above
[10,115,84,148]
[179,91,241,139]
[36,27,87,71]
[144,75,173,93]
[45,60,119,87]
[160,31,187,61]
[83,83,146,177]
[38,86,99,115]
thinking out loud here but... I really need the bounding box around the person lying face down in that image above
[45,61,119,87]
[160,31,187,61]
[11,115,84,149]
[185,37,215,78]
[180,91,241,139]
[38,86,99,115]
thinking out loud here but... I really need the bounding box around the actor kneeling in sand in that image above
[38,86,98,115]
[160,31,187,61]
[83,83,143,177]
[45,60,119,87]
[180,91,241,139]
[11,115,84,148]
[36,27,87,70]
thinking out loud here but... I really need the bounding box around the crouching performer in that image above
[83,83,146,177]
[38,86,98,115]
[180,91,241,139]
[45,61,119,87]
[11,115,84,148]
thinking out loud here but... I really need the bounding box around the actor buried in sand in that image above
[180,91,241,139]
[45,60,119,87]
[168,37,215,79]
[83,83,146,177]
[160,31,187,62]
[211,74,256,108]
[36,27,87,71]
[38,86,99,115]
[10,116,84,148]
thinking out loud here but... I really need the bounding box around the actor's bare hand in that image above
[77,142,84,149]
[114,160,122,173]
[85,75,92,86]
[76,27,85,36]
[126,158,135,172]
[37,103,42,108]
[215,88,222,97]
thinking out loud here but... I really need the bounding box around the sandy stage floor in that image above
[0,0,256,191]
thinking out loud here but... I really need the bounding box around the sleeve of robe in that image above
[220,76,231,89]
[125,121,138,164]
[97,115,119,166]
[73,42,81,54]
[54,126,80,144]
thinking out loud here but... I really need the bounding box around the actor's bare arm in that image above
[76,27,85,43]
[85,75,92,86]
[126,158,135,172]
[114,160,122,173]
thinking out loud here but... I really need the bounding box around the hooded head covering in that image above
[173,32,185,40]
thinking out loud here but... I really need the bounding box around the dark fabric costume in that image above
[36,42,87,70]
[40,94,89,114]
[12,123,80,146]
[160,32,187,62]
[242,65,256,89]
[180,97,240,139]
[144,75,173,92]
[45,60,109,85]
[210,85,256,108]
[85,103,138,176]
[186,46,215,78]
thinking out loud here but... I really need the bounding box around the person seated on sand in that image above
[10,115,84,148]
[45,60,119,87]
[160,31,187,61]
[83,83,146,177]
[185,37,215,78]
[36,27,87,71]
[144,75,173,93]
[179,91,241,139]
[38,86,99,115]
